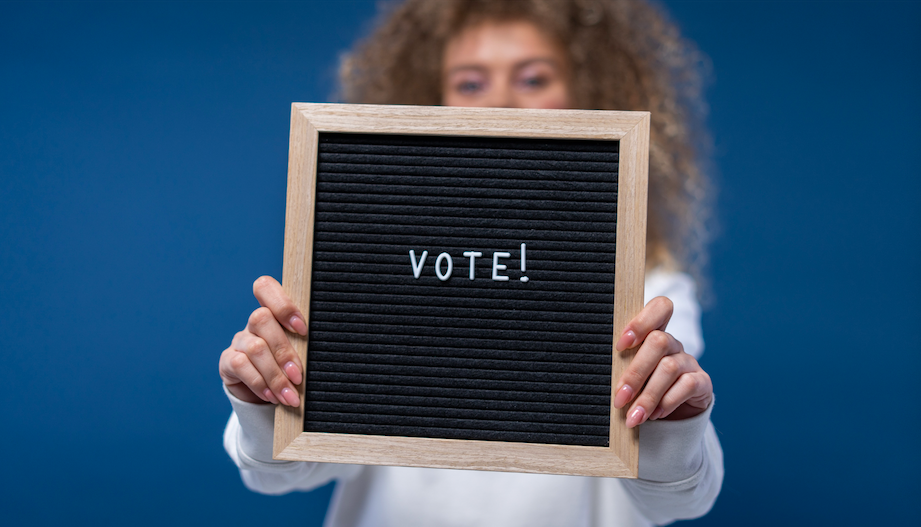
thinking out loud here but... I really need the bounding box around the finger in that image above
[655,370,713,421]
[253,275,308,336]
[616,296,674,352]
[625,353,697,428]
[219,348,278,404]
[247,306,303,384]
[614,330,683,409]
[236,331,300,407]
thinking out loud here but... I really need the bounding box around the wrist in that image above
[225,382,270,405]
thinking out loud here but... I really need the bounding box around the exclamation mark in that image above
[519,243,529,282]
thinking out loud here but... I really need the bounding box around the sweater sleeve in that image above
[222,384,363,495]
[618,270,724,524]
[621,399,723,524]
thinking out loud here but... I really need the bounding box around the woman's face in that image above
[442,20,572,109]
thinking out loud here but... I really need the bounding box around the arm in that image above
[223,385,362,495]
[219,276,363,495]
[619,271,724,523]
[624,400,723,524]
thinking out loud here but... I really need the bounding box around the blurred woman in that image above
[219,1,722,525]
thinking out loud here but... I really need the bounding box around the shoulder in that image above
[644,268,698,304]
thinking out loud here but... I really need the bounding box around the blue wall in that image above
[1,1,918,524]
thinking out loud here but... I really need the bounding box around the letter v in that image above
[409,250,428,279]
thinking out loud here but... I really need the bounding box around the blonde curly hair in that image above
[338,0,713,285]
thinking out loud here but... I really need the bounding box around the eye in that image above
[518,75,549,90]
[456,80,485,95]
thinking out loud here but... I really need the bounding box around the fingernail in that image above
[263,388,279,405]
[281,387,300,406]
[627,406,646,428]
[650,407,664,420]
[614,384,633,408]
[289,315,307,336]
[284,361,303,385]
[616,330,637,352]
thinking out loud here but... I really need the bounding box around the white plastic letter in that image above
[520,243,529,282]
[409,250,428,279]
[463,251,482,280]
[492,252,510,281]
[435,252,453,281]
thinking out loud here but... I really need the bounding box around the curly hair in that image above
[338,0,713,286]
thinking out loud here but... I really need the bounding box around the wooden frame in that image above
[273,103,649,478]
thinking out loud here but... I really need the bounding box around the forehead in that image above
[443,20,566,69]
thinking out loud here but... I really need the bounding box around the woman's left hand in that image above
[614,296,713,428]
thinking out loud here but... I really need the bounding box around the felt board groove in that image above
[318,182,617,200]
[313,282,610,296]
[308,322,614,344]
[307,391,610,414]
[318,143,618,163]
[319,160,617,176]
[314,234,614,253]
[315,291,606,318]
[306,402,607,427]
[315,193,617,212]
[311,278,613,296]
[311,289,614,310]
[317,202,618,222]
[318,159,617,175]
[309,312,612,335]
[316,341,605,364]
[314,225,616,244]
[308,343,611,364]
[305,412,609,437]
[313,268,615,286]
[315,214,616,232]
[308,352,609,372]
[309,381,611,406]
[308,362,611,385]
[308,393,610,413]
[309,301,615,323]
[317,144,619,162]
[303,132,619,447]
[307,371,611,395]
[310,332,612,355]
[319,168,616,184]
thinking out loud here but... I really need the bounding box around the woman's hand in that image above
[614,296,713,428]
[219,276,307,406]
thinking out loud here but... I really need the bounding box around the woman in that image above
[219,1,723,525]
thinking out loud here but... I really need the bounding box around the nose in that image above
[481,78,515,108]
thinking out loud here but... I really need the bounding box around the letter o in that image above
[435,252,453,281]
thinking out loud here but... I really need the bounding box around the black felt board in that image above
[303,132,619,447]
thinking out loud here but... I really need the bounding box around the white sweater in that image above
[223,270,724,526]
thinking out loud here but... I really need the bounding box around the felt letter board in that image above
[273,104,649,478]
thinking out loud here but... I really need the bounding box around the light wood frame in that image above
[274,103,649,478]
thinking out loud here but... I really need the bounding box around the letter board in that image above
[274,103,649,478]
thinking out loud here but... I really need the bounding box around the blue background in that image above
[1,1,918,525]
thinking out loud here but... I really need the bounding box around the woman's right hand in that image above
[219,276,307,406]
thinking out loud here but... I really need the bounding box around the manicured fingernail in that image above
[627,406,646,428]
[289,315,307,336]
[263,388,279,405]
[650,407,664,420]
[284,361,302,385]
[614,384,634,408]
[616,330,637,352]
[281,387,300,406]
